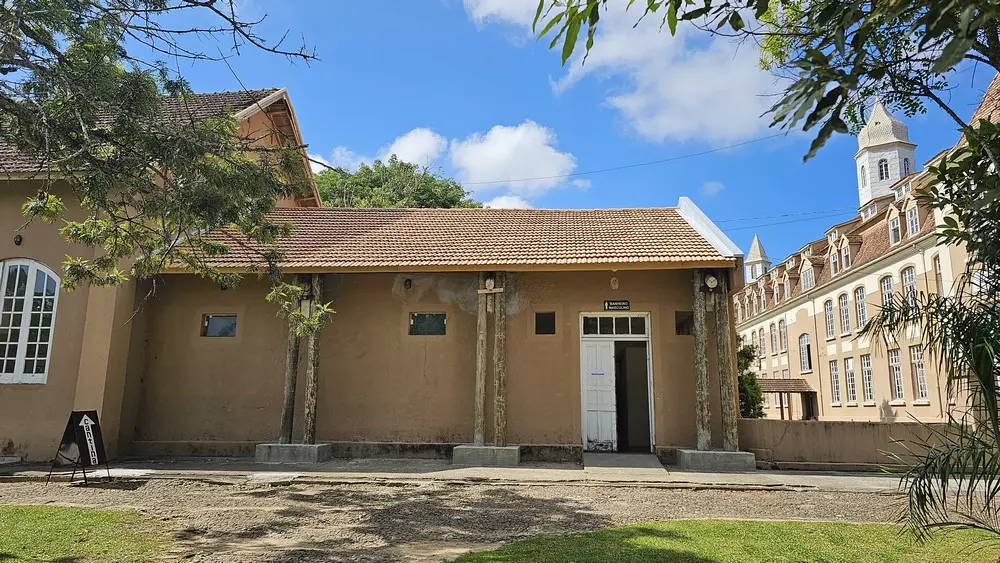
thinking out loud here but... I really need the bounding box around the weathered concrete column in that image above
[302,273,323,445]
[474,272,488,446]
[278,296,304,444]
[493,271,507,447]
[692,271,711,451]
[715,279,739,452]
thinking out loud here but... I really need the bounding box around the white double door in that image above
[581,340,617,452]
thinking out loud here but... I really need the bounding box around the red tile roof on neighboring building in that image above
[758,378,815,394]
[0,89,281,174]
[189,206,737,271]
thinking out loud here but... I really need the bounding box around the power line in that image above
[461,132,787,186]
[714,207,857,224]
[723,211,856,233]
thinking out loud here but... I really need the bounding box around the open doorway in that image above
[614,341,651,452]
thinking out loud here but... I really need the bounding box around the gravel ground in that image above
[0,477,903,562]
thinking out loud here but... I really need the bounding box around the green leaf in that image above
[562,14,582,64]
[536,10,565,41]
[667,1,678,34]
[729,11,744,32]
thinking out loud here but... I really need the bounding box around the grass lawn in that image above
[453,519,1000,563]
[0,504,166,562]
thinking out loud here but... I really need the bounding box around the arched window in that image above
[799,333,812,372]
[839,293,851,334]
[735,301,742,323]
[824,299,835,338]
[0,260,60,384]
[758,329,766,357]
[769,323,777,352]
[903,157,911,175]
[878,158,889,180]
[778,319,787,351]
[854,286,867,328]
[880,276,893,307]
[841,245,851,269]
[860,166,867,187]
[902,266,917,307]
[830,250,839,275]
[760,290,766,311]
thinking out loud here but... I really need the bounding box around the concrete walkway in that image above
[1,455,903,493]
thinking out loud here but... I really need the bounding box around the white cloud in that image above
[450,120,576,197]
[307,152,331,173]
[377,128,447,166]
[571,178,591,189]
[701,180,724,197]
[486,195,535,208]
[464,1,778,144]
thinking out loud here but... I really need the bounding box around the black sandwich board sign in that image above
[47,410,110,485]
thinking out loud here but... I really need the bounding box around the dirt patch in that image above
[0,478,902,562]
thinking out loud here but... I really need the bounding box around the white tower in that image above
[745,234,770,283]
[855,101,917,206]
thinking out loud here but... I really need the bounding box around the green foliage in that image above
[737,343,765,419]
[2,0,321,332]
[315,156,480,208]
[534,0,1000,160]
[454,519,999,562]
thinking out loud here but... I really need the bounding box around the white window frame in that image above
[799,333,812,373]
[910,346,929,400]
[878,158,889,180]
[829,360,841,404]
[861,354,875,404]
[778,319,787,352]
[889,349,905,402]
[880,275,894,307]
[889,216,902,244]
[903,157,911,175]
[802,268,815,290]
[0,259,60,385]
[830,251,839,275]
[854,287,867,328]
[824,300,835,339]
[933,255,944,294]
[860,165,867,187]
[758,329,766,358]
[906,207,920,236]
[842,245,851,269]
[902,266,917,307]
[845,357,857,404]
[839,293,851,334]
[769,323,777,354]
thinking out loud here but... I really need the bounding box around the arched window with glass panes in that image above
[0,260,60,384]
[878,158,890,180]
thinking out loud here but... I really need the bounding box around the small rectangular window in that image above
[201,314,237,337]
[614,317,630,334]
[598,316,614,335]
[583,316,598,335]
[534,312,556,335]
[409,312,446,335]
[629,316,646,335]
[675,311,694,336]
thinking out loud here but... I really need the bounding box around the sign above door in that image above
[604,300,630,311]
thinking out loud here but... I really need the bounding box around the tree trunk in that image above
[474,272,488,446]
[715,280,739,451]
[493,272,507,447]
[693,271,711,451]
[278,310,301,444]
[302,273,323,445]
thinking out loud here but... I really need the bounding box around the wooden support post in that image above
[493,271,507,447]
[474,272,488,446]
[715,279,739,452]
[693,271,712,451]
[302,273,323,445]
[779,393,786,420]
[278,300,302,444]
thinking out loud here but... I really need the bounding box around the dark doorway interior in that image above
[614,341,651,452]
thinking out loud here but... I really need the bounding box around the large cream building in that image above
[732,81,1000,422]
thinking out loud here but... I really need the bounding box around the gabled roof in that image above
[189,206,738,271]
[1,88,282,174]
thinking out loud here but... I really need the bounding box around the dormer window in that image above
[830,251,840,275]
[760,291,767,311]
[773,286,780,304]
[861,202,878,219]
[802,268,815,290]
[903,158,911,175]
[784,278,791,297]
[906,207,919,236]
[842,245,851,269]
[878,158,889,181]
[889,216,902,244]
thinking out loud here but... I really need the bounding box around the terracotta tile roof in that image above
[758,378,815,394]
[0,89,280,174]
[193,207,734,270]
[972,73,1000,124]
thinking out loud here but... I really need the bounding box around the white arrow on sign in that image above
[79,414,98,466]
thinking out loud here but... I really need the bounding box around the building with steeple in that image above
[745,234,770,282]
[729,79,1000,425]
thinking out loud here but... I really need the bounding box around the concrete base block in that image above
[676,449,755,472]
[452,445,520,467]
[255,443,332,463]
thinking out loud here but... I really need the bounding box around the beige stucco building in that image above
[0,89,750,463]
[732,81,1000,422]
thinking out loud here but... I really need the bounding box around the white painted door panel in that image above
[581,340,616,452]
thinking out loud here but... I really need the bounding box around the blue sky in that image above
[170,0,995,263]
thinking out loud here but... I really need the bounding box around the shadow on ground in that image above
[173,482,610,562]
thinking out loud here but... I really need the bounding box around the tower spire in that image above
[745,234,771,282]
